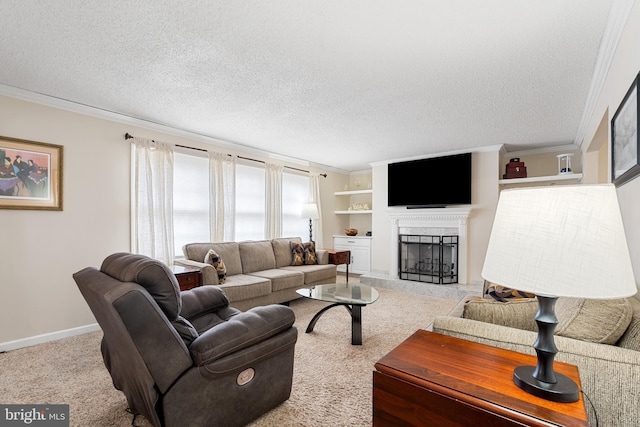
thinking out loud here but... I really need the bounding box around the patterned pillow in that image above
[290,242,305,266]
[486,283,535,302]
[303,241,317,265]
[204,249,227,284]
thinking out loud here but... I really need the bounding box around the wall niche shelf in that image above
[499,144,583,188]
[334,188,373,215]
[499,173,583,186]
[334,189,373,196]
[335,210,373,215]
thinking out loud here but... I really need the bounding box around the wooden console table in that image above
[373,330,587,426]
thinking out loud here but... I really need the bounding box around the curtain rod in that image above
[125,133,327,177]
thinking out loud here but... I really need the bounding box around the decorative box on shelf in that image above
[503,157,527,179]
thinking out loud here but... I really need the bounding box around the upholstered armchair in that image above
[73,252,298,427]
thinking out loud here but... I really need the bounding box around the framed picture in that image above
[611,72,639,187]
[0,135,63,210]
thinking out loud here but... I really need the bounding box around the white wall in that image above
[0,96,131,345]
[0,94,344,347]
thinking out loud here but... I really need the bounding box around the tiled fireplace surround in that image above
[361,207,483,300]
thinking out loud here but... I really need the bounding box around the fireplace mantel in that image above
[388,207,472,284]
[388,207,472,222]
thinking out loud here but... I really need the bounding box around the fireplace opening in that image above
[398,234,458,284]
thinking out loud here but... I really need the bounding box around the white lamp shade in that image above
[300,203,319,219]
[482,184,637,299]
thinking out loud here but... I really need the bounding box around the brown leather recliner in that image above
[73,252,297,427]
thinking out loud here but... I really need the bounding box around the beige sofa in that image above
[176,237,337,311]
[432,294,640,427]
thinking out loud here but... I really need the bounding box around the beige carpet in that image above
[0,282,458,427]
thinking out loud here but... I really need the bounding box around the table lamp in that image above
[300,203,319,242]
[482,184,637,402]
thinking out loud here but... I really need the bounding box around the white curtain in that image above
[209,152,236,242]
[131,137,175,265]
[265,162,283,239]
[309,173,323,248]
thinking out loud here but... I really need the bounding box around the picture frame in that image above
[611,72,640,187]
[0,135,63,210]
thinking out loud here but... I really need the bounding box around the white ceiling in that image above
[0,1,618,171]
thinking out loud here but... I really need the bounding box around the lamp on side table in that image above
[482,184,636,402]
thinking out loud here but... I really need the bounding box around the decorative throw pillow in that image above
[555,297,632,345]
[302,241,317,265]
[290,242,305,266]
[485,283,536,302]
[204,249,227,284]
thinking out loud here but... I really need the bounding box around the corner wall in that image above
[581,1,640,288]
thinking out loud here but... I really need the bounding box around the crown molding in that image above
[575,0,635,148]
[0,84,352,176]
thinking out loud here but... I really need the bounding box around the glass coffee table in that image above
[296,283,379,345]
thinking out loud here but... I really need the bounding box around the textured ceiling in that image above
[0,0,615,171]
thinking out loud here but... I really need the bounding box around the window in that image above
[173,150,209,254]
[172,151,311,250]
[282,171,311,240]
[235,162,266,241]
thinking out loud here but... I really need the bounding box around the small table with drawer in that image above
[326,249,351,282]
[374,330,588,426]
[172,264,202,291]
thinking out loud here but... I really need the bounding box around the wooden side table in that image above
[326,249,351,282]
[373,330,587,427]
[172,264,202,291]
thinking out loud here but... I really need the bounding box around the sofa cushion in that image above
[280,264,337,285]
[555,297,632,345]
[247,269,305,292]
[462,298,539,332]
[272,237,302,267]
[239,240,277,273]
[217,274,272,302]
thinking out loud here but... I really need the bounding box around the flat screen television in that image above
[387,153,472,208]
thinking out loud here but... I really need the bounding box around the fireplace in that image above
[399,234,458,284]
[388,207,471,284]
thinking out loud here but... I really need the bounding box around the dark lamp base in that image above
[513,366,580,403]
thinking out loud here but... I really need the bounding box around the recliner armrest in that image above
[180,285,230,319]
[189,305,295,365]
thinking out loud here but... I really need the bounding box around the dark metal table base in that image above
[305,303,364,345]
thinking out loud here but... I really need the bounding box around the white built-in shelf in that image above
[335,189,373,196]
[335,210,373,215]
[498,173,583,186]
[334,188,373,215]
